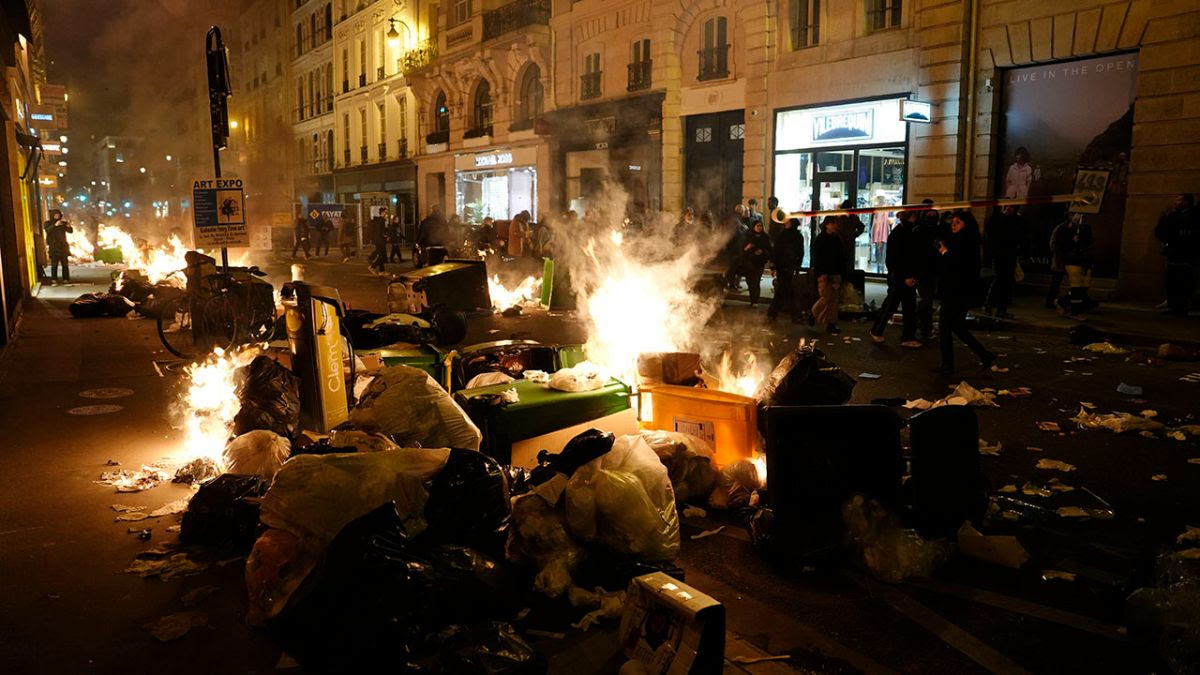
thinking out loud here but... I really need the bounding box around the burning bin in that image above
[285,282,349,432]
[640,386,757,468]
[387,261,490,315]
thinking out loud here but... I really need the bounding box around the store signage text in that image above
[812,109,873,142]
[475,152,513,168]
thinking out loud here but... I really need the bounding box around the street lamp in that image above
[139,166,147,174]
[386,18,401,49]
[165,154,172,161]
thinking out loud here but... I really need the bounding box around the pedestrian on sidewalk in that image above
[339,216,356,262]
[1050,214,1095,317]
[367,208,388,274]
[836,199,865,272]
[291,215,310,260]
[869,196,891,274]
[388,215,405,263]
[723,205,748,290]
[766,196,781,239]
[984,203,1024,318]
[811,216,845,334]
[913,199,941,341]
[934,210,995,374]
[767,217,805,323]
[869,210,921,347]
[313,214,333,257]
[1155,193,1198,317]
[43,209,72,285]
[739,220,772,307]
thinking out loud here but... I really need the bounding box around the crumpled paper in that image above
[144,611,208,642]
[1071,408,1165,434]
[1035,459,1076,472]
[1083,342,1130,355]
[124,553,209,581]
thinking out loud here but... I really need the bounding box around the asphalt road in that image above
[1,252,1195,673]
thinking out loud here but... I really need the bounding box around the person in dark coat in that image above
[739,220,773,307]
[1155,193,1198,316]
[912,199,941,340]
[722,205,747,290]
[388,215,404,263]
[767,217,805,322]
[810,216,846,334]
[1049,214,1095,316]
[984,204,1023,318]
[367,209,388,273]
[313,214,333,257]
[416,205,445,267]
[934,210,995,374]
[869,210,921,346]
[43,209,72,285]
[291,215,310,259]
[836,199,865,272]
[766,196,781,239]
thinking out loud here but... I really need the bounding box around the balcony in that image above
[426,129,449,145]
[697,44,730,81]
[360,145,368,162]
[482,0,550,42]
[464,125,493,140]
[580,71,602,100]
[397,138,408,158]
[627,60,652,92]
[377,66,385,80]
[400,40,437,74]
[377,142,387,160]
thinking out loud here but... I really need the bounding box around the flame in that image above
[752,453,767,485]
[97,225,191,285]
[67,227,95,262]
[488,274,540,310]
[178,347,259,466]
[713,350,768,397]
[609,229,623,246]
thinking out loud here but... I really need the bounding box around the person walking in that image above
[766,196,781,239]
[387,215,404,263]
[767,217,805,323]
[869,196,891,274]
[508,211,530,258]
[1050,214,1095,317]
[416,205,445,267]
[367,209,388,274]
[1155,193,1198,317]
[43,209,72,285]
[913,199,941,340]
[984,204,1023,318]
[339,216,356,262]
[739,220,772,307]
[810,216,845,334]
[837,199,865,272]
[934,210,995,374]
[313,214,333,257]
[869,210,921,347]
[291,214,311,259]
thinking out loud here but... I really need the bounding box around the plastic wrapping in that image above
[245,527,318,626]
[425,448,511,550]
[260,447,451,545]
[222,430,291,480]
[465,371,515,389]
[708,459,762,510]
[549,363,605,392]
[754,345,855,431]
[506,491,585,597]
[180,473,270,552]
[842,495,951,583]
[328,429,402,453]
[233,355,301,439]
[565,434,681,563]
[639,430,716,504]
[350,366,482,450]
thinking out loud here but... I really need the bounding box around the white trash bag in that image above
[350,365,482,450]
[565,434,680,562]
[549,363,605,393]
[223,430,291,480]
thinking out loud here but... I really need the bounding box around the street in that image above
[1,256,1195,673]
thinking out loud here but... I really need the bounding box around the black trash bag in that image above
[503,465,533,497]
[115,277,154,303]
[233,355,301,439]
[180,474,269,552]
[530,429,614,483]
[1068,324,1105,346]
[135,292,181,319]
[421,622,544,674]
[289,436,343,457]
[754,344,855,432]
[425,449,511,551]
[68,292,135,318]
[574,550,685,593]
[272,503,520,672]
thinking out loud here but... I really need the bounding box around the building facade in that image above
[291,0,336,212]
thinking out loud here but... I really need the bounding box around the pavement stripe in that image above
[846,572,1029,675]
[908,579,1127,641]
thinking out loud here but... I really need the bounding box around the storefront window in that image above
[456,166,537,223]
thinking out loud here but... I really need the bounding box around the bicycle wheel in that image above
[157,296,196,359]
[201,294,239,353]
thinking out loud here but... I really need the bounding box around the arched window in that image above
[472,79,492,133]
[433,91,449,133]
[516,64,543,125]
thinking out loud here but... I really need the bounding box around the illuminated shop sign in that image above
[475,152,513,168]
[812,109,873,142]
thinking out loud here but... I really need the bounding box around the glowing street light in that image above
[139,166,147,174]
[165,154,172,161]
[229,120,239,129]
[386,18,401,49]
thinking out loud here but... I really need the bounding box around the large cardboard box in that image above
[618,572,725,674]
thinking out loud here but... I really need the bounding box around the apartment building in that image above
[291,0,336,207]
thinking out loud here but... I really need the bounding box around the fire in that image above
[488,274,540,310]
[178,347,258,466]
[752,453,767,485]
[98,225,191,284]
[67,227,95,262]
[713,350,768,397]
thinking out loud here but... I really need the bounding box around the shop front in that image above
[773,96,910,274]
[454,146,539,223]
[333,163,418,243]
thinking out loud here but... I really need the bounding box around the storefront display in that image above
[454,148,538,223]
[773,97,909,274]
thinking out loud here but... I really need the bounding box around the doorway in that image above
[684,110,745,219]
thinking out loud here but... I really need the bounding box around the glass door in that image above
[811,171,855,261]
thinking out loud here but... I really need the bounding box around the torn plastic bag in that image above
[259,447,451,546]
[843,495,951,583]
[506,491,586,598]
[424,448,511,551]
[548,363,605,392]
[68,292,135,318]
[350,365,482,450]
[708,459,762,510]
[754,345,855,432]
[223,430,291,480]
[180,473,270,552]
[425,622,544,674]
[245,527,319,626]
[233,355,301,439]
[640,430,716,505]
[565,434,681,563]
[465,371,515,389]
[328,429,402,453]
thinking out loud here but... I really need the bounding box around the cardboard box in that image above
[619,572,724,674]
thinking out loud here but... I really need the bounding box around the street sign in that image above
[192,177,249,247]
[306,203,344,226]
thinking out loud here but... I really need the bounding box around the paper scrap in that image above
[1177,526,1200,545]
[998,484,1018,493]
[690,526,725,540]
[1022,482,1052,498]
[1047,478,1075,493]
[1056,506,1091,518]
[1169,431,1187,441]
[681,505,707,519]
[1037,421,1061,432]
[1026,446,1044,452]
[1041,570,1077,582]
[1151,474,1168,482]
[857,372,882,380]
[1116,382,1143,396]
[979,439,1002,456]
[1036,459,1076,472]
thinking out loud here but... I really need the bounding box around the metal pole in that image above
[207,26,232,272]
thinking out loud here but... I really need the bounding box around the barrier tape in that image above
[771,193,1093,223]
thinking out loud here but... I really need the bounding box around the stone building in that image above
[290,0,336,208]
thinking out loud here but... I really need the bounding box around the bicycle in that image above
[157,263,276,359]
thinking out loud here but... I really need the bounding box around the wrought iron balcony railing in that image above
[482,0,551,42]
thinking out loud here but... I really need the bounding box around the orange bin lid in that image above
[641,385,759,468]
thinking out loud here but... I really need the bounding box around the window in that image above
[325,63,333,110]
[378,102,386,144]
[451,0,472,27]
[471,79,493,134]
[309,14,318,48]
[297,78,305,120]
[378,29,387,79]
[295,23,303,56]
[358,40,367,86]
[433,91,449,133]
[789,0,820,49]
[359,107,368,161]
[628,39,651,91]
[324,3,333,37]
[867,0,901,32]
[312,133,319,171]
[342,113,351,163]
[581,52,601,100]
[515,64,543,125]
[308,71,316,116]
[698,17,729,80]
[342,49,349,91]
[729,123,745,140]
[398,96,408,153]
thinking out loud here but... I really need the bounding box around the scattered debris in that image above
[1116,382,1144,396]
[1036,459,1076,472]
[124,553,209,581]
[1041,570,1077,582]
[1036,421,1062,432]
[1056,506,1091,518]
[998,485,1017,493]
[978,439,1002,456]
[114,497,191,522]
[111,504,145,513]
[1047,478,1075,493]
[957,523,1028,568]
[180,585,219,607]
[990,365,1010,373]
[144,611,208,642]
[690,526,725,540]
[681,505,707,519]
[1026,446,1044,452]
[1071,408,1165,434]
[173,457,221,485]
[1022,482,1053,498]
[1152,474,1168,482]
[105,459,121,466]
[1176,526,1200,545]
[857,372,882,380]
[97,465,170,493]
[1083,342,1130,355]
[997,387,1032,397]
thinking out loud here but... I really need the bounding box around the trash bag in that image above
[639,430,716,505]
[532,428,615,483]
[68,292,135,318]
[548,363,605,392]
[350,366,483,451]
[223,430,291,480]
[842,495,951,583]
[259,447,451,546]
[245,527,319,626]
[233,355,301,439]
[328,429,402,453]
[180,473,270,552]
[506,492,585,598]
[565,434,680,563]
[465,371,515,389]
[425,448,511,551]
[1068,324,1105,346]
[426,622,543,674]
[754,344,855,431]
[708,459,762,510]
